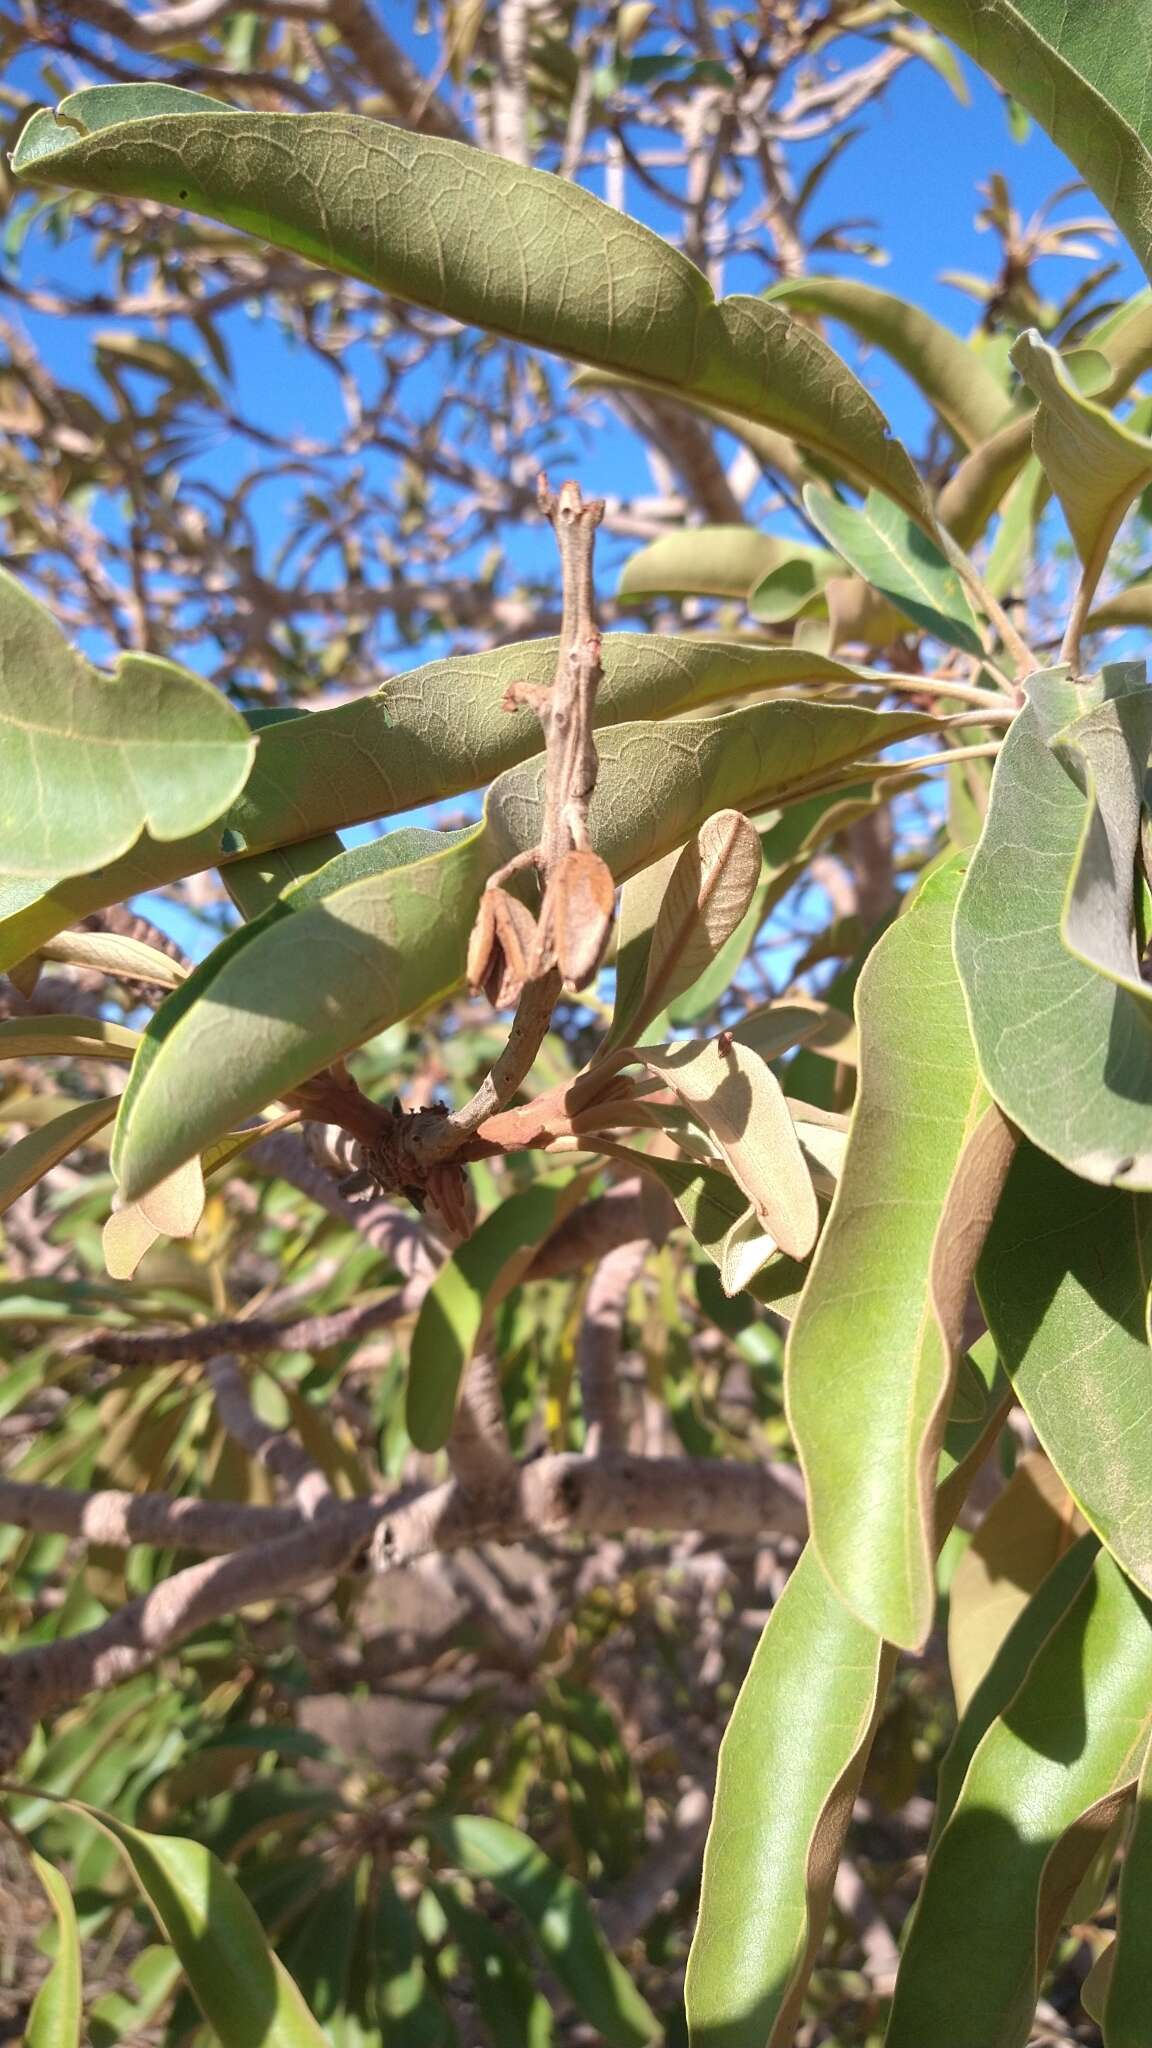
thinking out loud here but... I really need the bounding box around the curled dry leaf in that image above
[547,848,615,990]
[467,885,539,1008]
[634,1036,819,1260]
[638,808,762,1027]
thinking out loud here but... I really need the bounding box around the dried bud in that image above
[426,1159,478,1241]
[467,886,539,1008]
[549,849,615,991]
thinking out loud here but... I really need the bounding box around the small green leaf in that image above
[408,1173,585,1451]
[0,1015,141,1063]
[0,567,254,880]
[25,1852,82,2048]
[433,1816,657,2047]
[0,1095,117,1214]
[617,526,823,603]
[32,928,186,988]
[887,1551,1152,2048]
[804,485,984,654]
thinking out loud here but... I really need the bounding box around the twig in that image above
[206,1355,333,1518]
[578,1240,648,1455]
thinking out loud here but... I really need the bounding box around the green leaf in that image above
[954,664,1152,1187]
[110,698,931,1200]
[25,1851,83,2048]
[786,862,1006,1647]
[0,567,254,880]
[0,633,886,975]
[432,1816,658,2047]
[12,88,931,524]
[633,1038,818,1260]
[436,1887,554,2048]
[685,1339,1009,2048]
[408,1173,586,1451]
[38,1804,330,2048]
[913,0,1152,282]
[0,1014,141,1063]
[1105,1726,1152,2045]
[979,1141,1152,1604]
[0,1095,117,1214]
[30,928,186,989]
[947,1450,1082,1715]
[747,551,842,625]
[1011,328,1152,612]
[767,277,1010,449]
[618,526,835,604]
[804,486,984,654]
[887,1551,1152,2048]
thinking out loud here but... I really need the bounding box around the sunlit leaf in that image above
[25,1851,82,2048]
[804,486,984,654]
[0,1095,117,1214]
[109,698,931,1200]
[955,664,1152,1186]
[1106,1727,1152,2045]
[947,1450,1082,1714]
[0,566,254,880]
[13,86,932,524]
[887,1551,1152,2048]
[787,861,1011,1647]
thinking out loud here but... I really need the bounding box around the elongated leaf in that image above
[805,486,983,654]
[433,1816,657,2047]
[686,1340,1009,2048]
[436,1887,553,2047]
[768,277,1010,448]
[25,1851,83,2048]
[937,1533,1101,1843]
[979,1140,1152,1602]
[887,1551,1152,2048]
[955,664,1152,1187]
[37,1803,330,2048]
[947,1450,1082,1714]
[914,0,1152,282]
[408,1172,587,1450]
[1012,329,1152,608]
[0,1015,141,1062]
[13,87,931,525]
[0,633,888,975]
[110,699,930,1200]
[1089,578,1152,630]
[0,568,253,880]
[633,1038,818,1259]
[1106,1728,1152,2044]
[787,862,1010,1646]
[0,1095,117,1213]
[617,527,829,603]
[31,928,186,988]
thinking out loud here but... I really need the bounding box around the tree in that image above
[3,2,1152,2042]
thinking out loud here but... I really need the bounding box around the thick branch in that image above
[578,1240,648,1455]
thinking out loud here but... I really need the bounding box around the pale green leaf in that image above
[408,1172,587,1451]
[804,485,984,654]
[617,527,827,603]
[787,862,1004,1647]
[954,664,1152,1187]
[633,1037,818,1259]
[0,1095,117,1214]
[979,1141,1152,1604]
[913,0,1152,282]
[0,1015,141,1063]
[31,928,186,988]
[1012,328,1152,608]
[12,88,931,524]
[887,1551,1152,2048]
[1105,1727,1152,2045]
[433,1816,657,2047]
[947,1450,1082,1715]
[110,698,931,1200]
[768,276,1010,448]
[26,1852,82,2048]
[0,632,886,974]
[686,1341,1008,2048]
[0,566,254,880]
